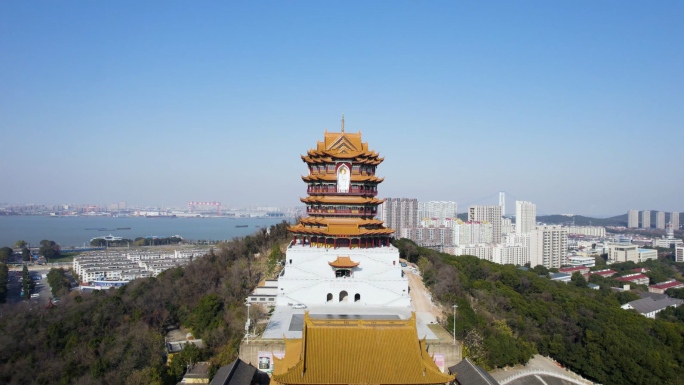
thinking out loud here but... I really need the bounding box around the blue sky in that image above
[1,1,682,216]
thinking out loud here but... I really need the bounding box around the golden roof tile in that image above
[271,313,454,385]
[328,256,360,268]
[301,174,384,183]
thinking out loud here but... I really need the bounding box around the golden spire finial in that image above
[341,114,345,133]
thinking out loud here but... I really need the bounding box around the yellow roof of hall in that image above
[271,312,454,385]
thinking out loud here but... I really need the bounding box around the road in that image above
[403,263,444,320]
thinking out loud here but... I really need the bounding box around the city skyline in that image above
[1,2,683,215]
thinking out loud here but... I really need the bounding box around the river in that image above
[0,216,291,248]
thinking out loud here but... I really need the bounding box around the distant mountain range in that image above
[455,213,629,227]
[452,212,682,228]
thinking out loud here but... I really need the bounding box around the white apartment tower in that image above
[656,211,666,229]
[381,198,419,233]
[529,225,568,269]
[641,210,651,229]
[672,212,680,230]
[515,201,537,234]
[627,210,639,228]
[468,205,503,243]
[452,220,493,245]
[418,201,457,223]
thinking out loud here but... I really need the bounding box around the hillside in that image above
[0,221,291,385]
[394,239,684,385]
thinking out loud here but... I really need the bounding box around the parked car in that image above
[292,303,307,309]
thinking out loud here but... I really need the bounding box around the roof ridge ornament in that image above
[341,114,345,133]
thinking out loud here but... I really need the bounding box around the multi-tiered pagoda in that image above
[288,123,394,248]
[274,120,410,308]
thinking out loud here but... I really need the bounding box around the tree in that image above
[0,263,8,303]
[22,265,33,300]
[266,244,281,276]
[47,268,71,297]
[167,343,203,382]
[14,240,27,249]
[21,247,30,262]
[0,247,12,263]
[571,271,588,288]
[39,240,60,262]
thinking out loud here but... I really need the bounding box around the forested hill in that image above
[394,239,684,385]
[455,213,627,226]
[536,214,627,227]
[0,221,292,385]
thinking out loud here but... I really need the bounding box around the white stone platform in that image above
[261,304,438,340]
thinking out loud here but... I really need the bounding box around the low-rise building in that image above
[677,244,684,263]
[565,255,596,268]
[621,295,683,318]
[247,279,279,306]
[617,273,650,286]
[73,249,204,285]
[559,266,590,276]
[549,272,571,283]
[649,280,684,294]
[591,269,617,278]
[564,226,606,237]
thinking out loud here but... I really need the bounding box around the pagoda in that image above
[288,116,394,249]
[274,118,410,308]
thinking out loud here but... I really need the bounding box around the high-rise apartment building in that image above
[381,198,419,233]
[641,210,651,229]
[452,220,493,245]
[418,201,457,223]
[627,210,639,228]
[468,205,503,243]
[656,211,666,229]
[671,212,680,230]
[529,225,568,269]
[515,201,537,234]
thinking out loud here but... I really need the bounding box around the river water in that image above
[0,216,291,248]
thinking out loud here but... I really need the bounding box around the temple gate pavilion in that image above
[270,312,454,385]
[276,121,410,307]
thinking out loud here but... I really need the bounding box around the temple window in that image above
[339,291,349,302]
[354,293,361,302]
[335,269,351,278]
[327,293,333,302]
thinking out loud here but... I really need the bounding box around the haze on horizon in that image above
[1,2,682,217]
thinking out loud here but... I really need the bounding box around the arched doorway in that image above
[326,293,333,302]
[354,293,361,302]
[339,290,348,302]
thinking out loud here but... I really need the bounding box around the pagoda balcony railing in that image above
[306,187,378,196]
[306,208,377,216]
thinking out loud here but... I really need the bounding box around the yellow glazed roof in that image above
[301,131,384,162]
[289,222,394,237]
[328,256,360,268]
[301,174,384,183]
[271,312,454,385]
